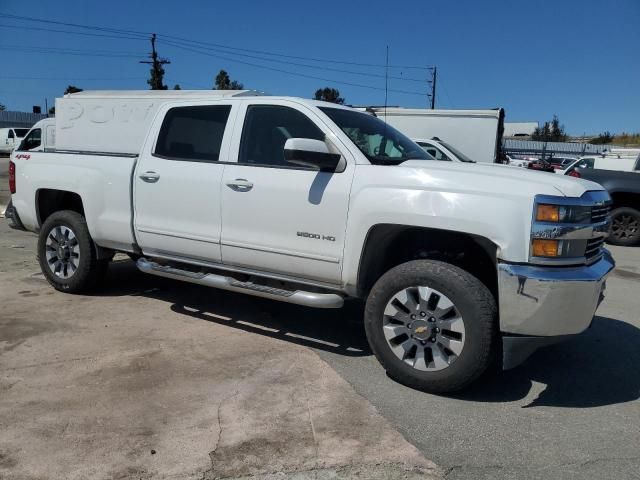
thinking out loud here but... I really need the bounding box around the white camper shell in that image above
[54,90,262,154]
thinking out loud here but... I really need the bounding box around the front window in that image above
[14,129,29,137]
[320,107,432,165]
[239,105,324,167]
[438,141,476,163]
[18,128,41,151]
[416,142,450,161]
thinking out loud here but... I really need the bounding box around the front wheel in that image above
[38,210,109,293]
[364,260,498,394]
[608,207,640,246]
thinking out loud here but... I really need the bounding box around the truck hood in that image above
[401,160,603,198]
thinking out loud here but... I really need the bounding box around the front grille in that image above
[585,237,605,260]
[591,204,611,223]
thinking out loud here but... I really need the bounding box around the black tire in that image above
[364,260,498,394]
[608,207,640,247]
[38,210,109,293]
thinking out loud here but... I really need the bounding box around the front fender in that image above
[341,170,538,291]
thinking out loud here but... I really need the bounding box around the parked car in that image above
[7,90,614,393]
[14,118,56,152]
[547,156,578,172]
[565,154,639,174]
[413,138,476,162]
[0,127,30,154]
[527,159,555,173]
[572,164,640,246]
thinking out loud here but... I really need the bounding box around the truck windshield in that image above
[15,129,29,137]
[320,107,433,165]
[438,141,476,163]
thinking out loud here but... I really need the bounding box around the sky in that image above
[0,0,638,135]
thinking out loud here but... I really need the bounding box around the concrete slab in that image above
[0,223,441,480]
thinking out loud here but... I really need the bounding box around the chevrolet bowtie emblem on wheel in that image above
[414,326,428,334]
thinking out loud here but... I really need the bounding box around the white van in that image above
[0,127,30,154]
[14,118,56,152]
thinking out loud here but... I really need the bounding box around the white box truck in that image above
[362,107,505,164]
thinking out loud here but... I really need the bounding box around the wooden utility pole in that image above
[430,66,437,109]
[140,34,170,90]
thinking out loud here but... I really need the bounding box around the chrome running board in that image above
[137,258,344,309]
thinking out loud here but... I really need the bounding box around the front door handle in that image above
[226,178,253,192]
[139,171,160,183]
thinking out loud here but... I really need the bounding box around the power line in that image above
[157,33,432,70]
[1,12,431,70]
[0,22,146,41]
[162,40,425,96]
[0,75,147,81]
[0,13,149,38]
[161,37,426,83]
[0,45,145,58]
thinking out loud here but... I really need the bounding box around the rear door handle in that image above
[139,171,160,183]
[226,178,253,192]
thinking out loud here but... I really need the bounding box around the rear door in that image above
[133,101,237,262]
[219,100,355,284]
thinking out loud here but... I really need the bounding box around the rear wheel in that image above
[608,207,640,246]
[38,210,109,293]
[364,260,498,393]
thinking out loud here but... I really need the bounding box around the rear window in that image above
[154,105,232,162]
[14,129,29,137]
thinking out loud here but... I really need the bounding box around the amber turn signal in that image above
[532,239,560,257]
[536,204,560,222]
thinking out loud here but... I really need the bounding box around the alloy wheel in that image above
[45,225,80,279]
[383,286,465,371]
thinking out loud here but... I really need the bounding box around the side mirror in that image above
[284,138,341,172]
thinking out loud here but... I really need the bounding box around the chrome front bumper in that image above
[498,250,615,337]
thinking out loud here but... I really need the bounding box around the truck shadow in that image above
[100,260,640,407]
[455,315,640,408]
[100,260,371,357]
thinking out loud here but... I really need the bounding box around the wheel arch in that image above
[36,188,85,227]
[610,191,640,211]
[356,224,499,300]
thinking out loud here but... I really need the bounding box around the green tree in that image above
[214,70,244,90]
[48,106,56,115]
[64,85,83,95]
[589,131,614,145]
[0,103,6,111]
[532,115,567,142]
[314,87,345,104]
[173,84,182,90]
[148,63,168,90]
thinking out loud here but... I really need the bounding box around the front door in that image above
[134,103,236,262]
[220,101,354,284]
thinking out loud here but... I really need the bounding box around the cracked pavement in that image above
[0,220,440,480]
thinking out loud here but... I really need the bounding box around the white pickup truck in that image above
[6,90,615,393]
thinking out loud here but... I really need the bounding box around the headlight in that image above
[531,239,562,257]
[535,204,591,223]
[530,193,611,265]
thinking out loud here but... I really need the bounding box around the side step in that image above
[136,258,344,309]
